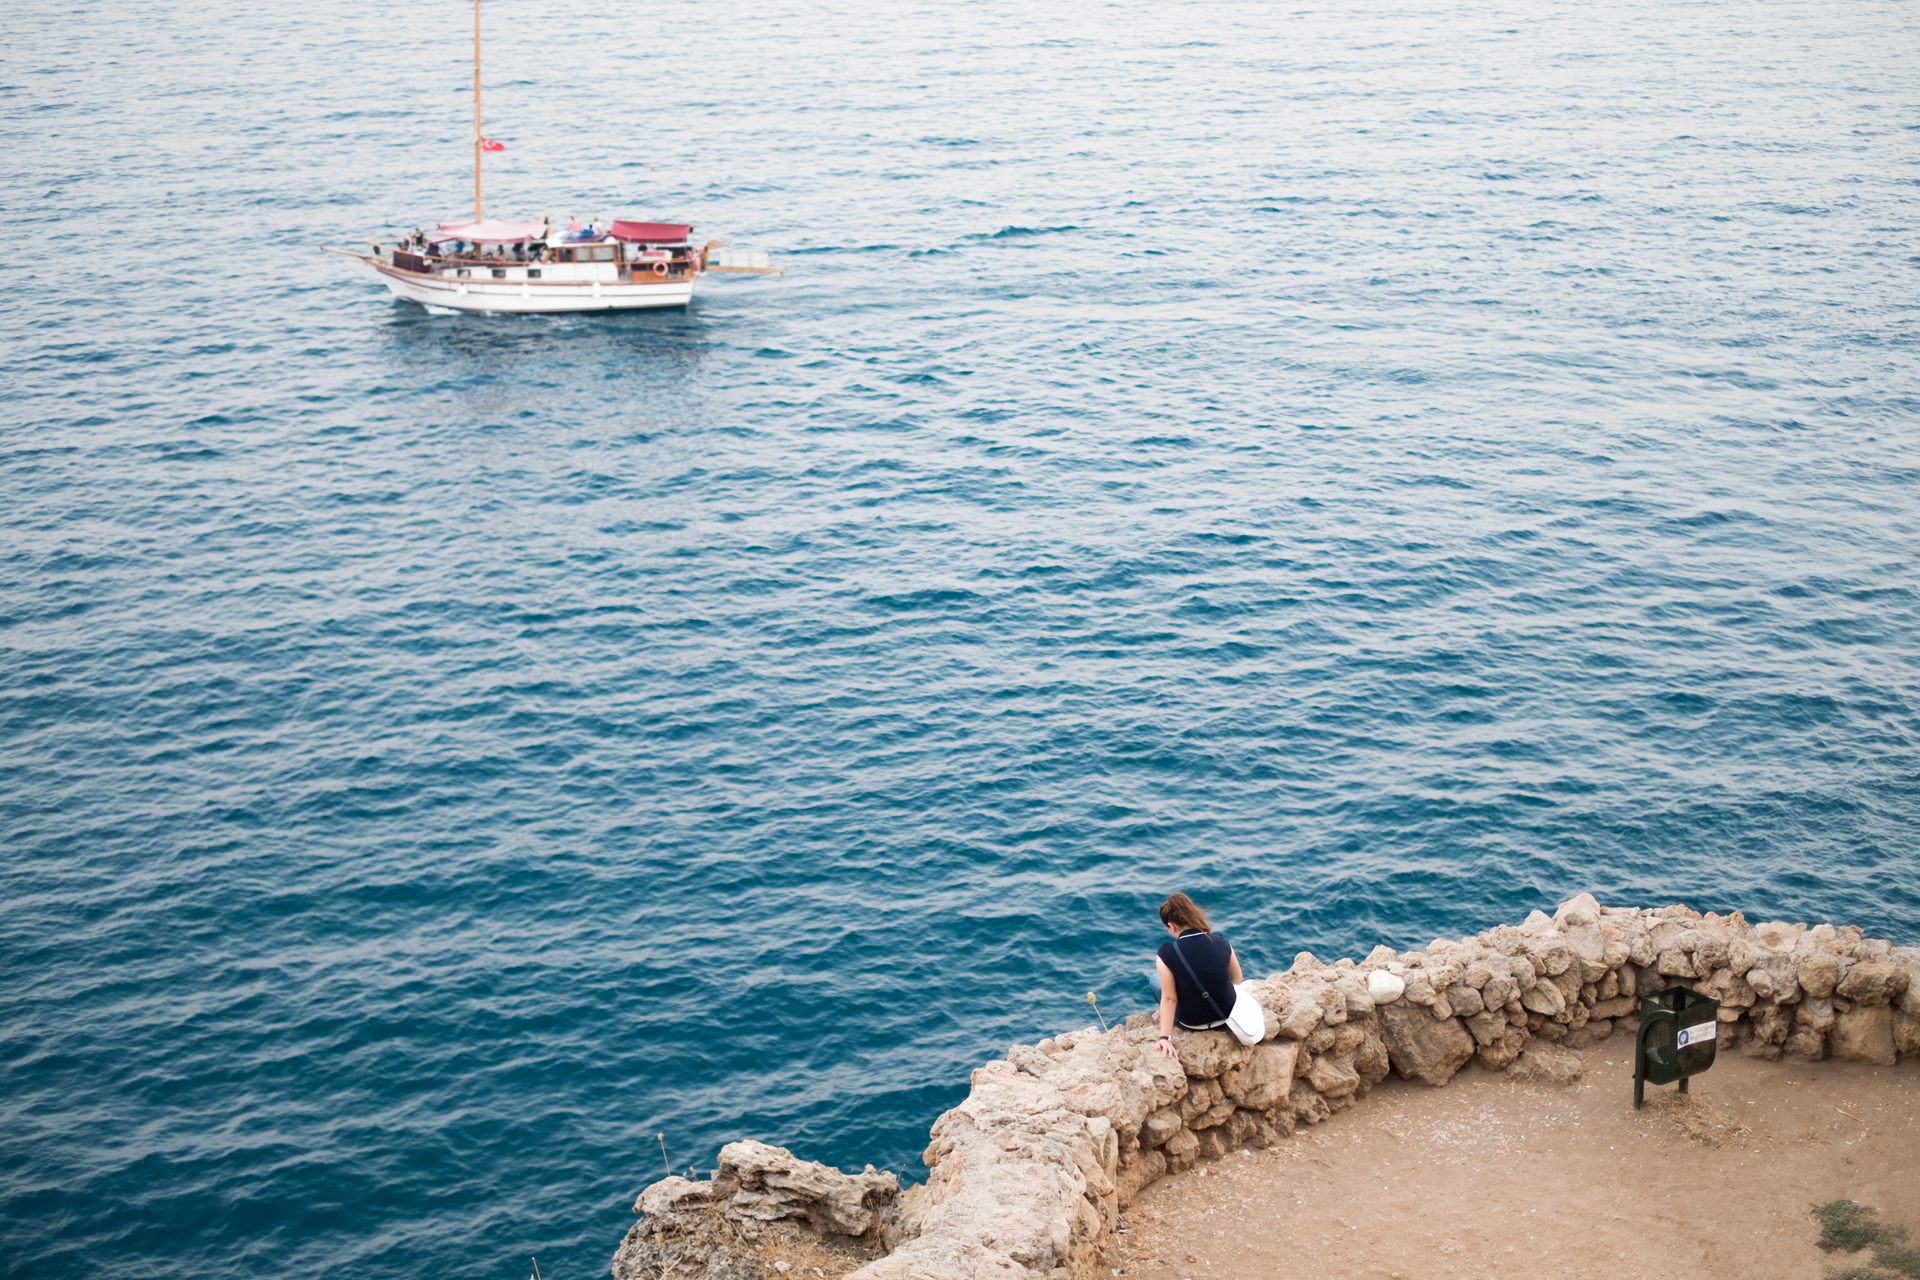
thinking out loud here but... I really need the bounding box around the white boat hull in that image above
[368,259,694,313]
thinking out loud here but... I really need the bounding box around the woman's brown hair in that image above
[1158,892,1210,933]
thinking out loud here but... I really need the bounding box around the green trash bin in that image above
[1634,985,1720,1109]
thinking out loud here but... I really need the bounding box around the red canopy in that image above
[611,220,693,244]
[433,218,547,243]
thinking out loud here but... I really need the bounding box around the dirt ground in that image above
[1120,1023,1919,1280]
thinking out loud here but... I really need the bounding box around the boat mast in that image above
[472,0,483,221]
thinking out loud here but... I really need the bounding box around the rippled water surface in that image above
[4,0,1919,1275]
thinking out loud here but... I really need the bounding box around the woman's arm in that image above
[1155,957,1180,1058]
[1228,946,1243,984]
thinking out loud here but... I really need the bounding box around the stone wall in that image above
[612,896,1919,1280]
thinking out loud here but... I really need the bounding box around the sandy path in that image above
[1120,1024,1918,1280]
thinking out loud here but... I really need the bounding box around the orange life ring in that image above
[652,261,668,277]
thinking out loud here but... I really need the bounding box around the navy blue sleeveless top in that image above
[1157,929,1235,1029]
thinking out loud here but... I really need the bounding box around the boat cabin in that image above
[388,217,700,284]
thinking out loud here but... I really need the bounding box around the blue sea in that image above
[4,0,1917,1275]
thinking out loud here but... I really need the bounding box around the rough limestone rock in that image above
[1139,1106,1182,1148]
[1176,1030,1249,1080]
[896,1058,1121,1274]
[1590,996,1636,1021]
[614,1144,901,1280]
[1177,1077,1222,1124]
[717,1141,899,1236]
[1750,1002,1793,1046]
[1476,1026,1530,1071]
[1114,1147,1165,1205]
[1315,983,1351,1026]
[1190,1096,1236,1131]
[1551,966,1585,1011]
[1656,948,1696,979]
[1306,1052,1361,1098]
[1835,961,1908,1006]
[1353,1028,1392,1086]
[1271,994,1323,1040]
[1703,967,1756,1010]
[1529,937,1576,978]
[1464,1009,1507,1048]
[1784,1026,1829,1062]
[1894,948,1920,1017]
[1798,956,1841,1000]
[1747,952,1800,1004]
[1162,1125,1199,1173]
[1223,1108,1270,1150]
[1225,1041,1297,1111]
[1400,969,1437,1007]
[1288,1089,1331,1128]
[1192,1126,1231,1162]
[1831,1004,1897,1066]
[1894,1009,1920,1057]
[1521,977,1566,1018]
[1036,1036,1155,1141]
[1796,997,1836,1034]
[1554,893,1602,929]
[1133,1043,1188,1110]
[1376,997,1476,1086]
[1249,982,1295,1033]
[1509,1044,1584,1086]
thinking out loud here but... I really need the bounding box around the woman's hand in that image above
[1156,1035,1179,1060]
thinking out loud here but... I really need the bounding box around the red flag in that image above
[479,137,505,152]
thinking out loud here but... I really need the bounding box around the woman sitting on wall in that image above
[1149,892,1242,1060]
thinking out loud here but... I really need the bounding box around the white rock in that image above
[1367,970,1406,1004]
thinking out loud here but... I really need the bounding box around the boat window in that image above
[589,245,616,262]
[554,248,575,263]
[491,268,506,278]
[528,269,542,279]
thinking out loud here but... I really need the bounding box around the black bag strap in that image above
[1169,932,1232,1025]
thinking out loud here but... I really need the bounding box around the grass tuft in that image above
[1811,1201,1920,1280]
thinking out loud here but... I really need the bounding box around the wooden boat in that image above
[340,219,705,313]
[327,0,774,314]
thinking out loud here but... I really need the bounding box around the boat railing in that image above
[383,248,696,277]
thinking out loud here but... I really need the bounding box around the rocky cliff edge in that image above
[612,895,1919,1280]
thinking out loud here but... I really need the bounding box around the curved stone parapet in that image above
[615,896,1919,1280]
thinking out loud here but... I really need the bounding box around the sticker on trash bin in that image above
[1677,1023,1716,1048]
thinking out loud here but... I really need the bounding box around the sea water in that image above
[3,0,1917,1275]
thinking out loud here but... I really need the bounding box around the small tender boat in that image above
[327,0,775,315]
